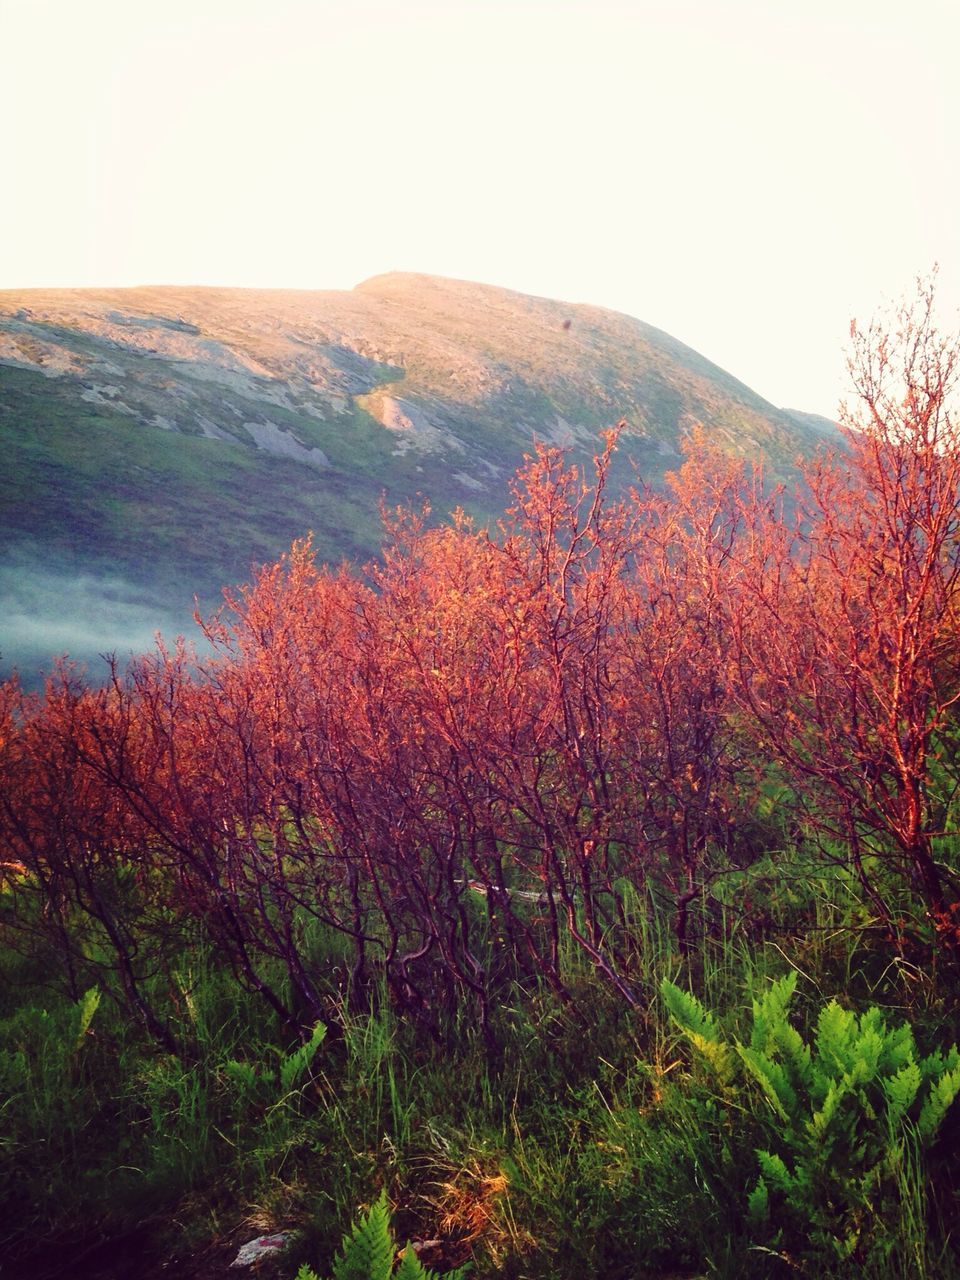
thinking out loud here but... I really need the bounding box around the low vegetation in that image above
[1,281,959,1277]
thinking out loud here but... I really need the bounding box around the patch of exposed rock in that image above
[537,415,601,448]
[0,329,87,377]
[242,420,329,468]
[361,393,465,455]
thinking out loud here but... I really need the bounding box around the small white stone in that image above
[229,1230,298,1268]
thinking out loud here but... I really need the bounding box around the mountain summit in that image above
[0,273,832,679]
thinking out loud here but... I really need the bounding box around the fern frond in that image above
[808,1078,847,1140]
[661,978,736,1084]
[74,986,101,1053]
[223,1059,260,1092]
[395,1245,429,1280]
[756,1148,795,1192]
[394,1243,471,1280]
[882,1060,921,1127]
[661,978,720,1041]
[280,1021,327,1095]
[878,1019,915,1074]
[918,1063,960,1142]
[331,1191,395,1280]
[815,1000,857,1075]
[685,1030,737,1085]
[919,1043,960,1080]
[747,1176,770,1223]
[858,1005,885,1039]
[750,971,797,1053]
[848,1025,883,1086]
[738,1046,796,1121]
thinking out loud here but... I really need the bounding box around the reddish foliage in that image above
[732,278,960,951]
[2,281,958,1040]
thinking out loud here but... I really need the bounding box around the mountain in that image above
[0,273,834,681]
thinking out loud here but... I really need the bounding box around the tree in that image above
[616,433,771,950]
[733,277,960,956]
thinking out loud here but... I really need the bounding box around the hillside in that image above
[0,273,833,680]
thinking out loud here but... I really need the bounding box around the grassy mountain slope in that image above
[0,273,832,680]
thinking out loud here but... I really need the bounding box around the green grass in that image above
[0,365,387,590]
[2,848,959,1279]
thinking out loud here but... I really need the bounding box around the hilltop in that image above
[0,273,834,678]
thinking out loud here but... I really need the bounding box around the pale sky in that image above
[2,0,957,418]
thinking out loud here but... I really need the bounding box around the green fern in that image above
[661,974,960,1270]
[874,1012,915,1075]
[394,1244,460,1280]
[919,1042,960,1078]
[309,1191,470,1280]
[737,1045,796,1120]
[279,1021,327,1095]
[756,1148,795,1193]
[814,999,857,1076]
[750,970,797,1050]
[751,972,814,1092]
[746,1176,769,1224]
[660,978,736,1085]
[882,1060,921,1126]
[918,1062,960,1141]
[74,986,101,1053]
[223,1058,261,1093]
[331,1192,395,1280]
[807,1077,846,1140]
